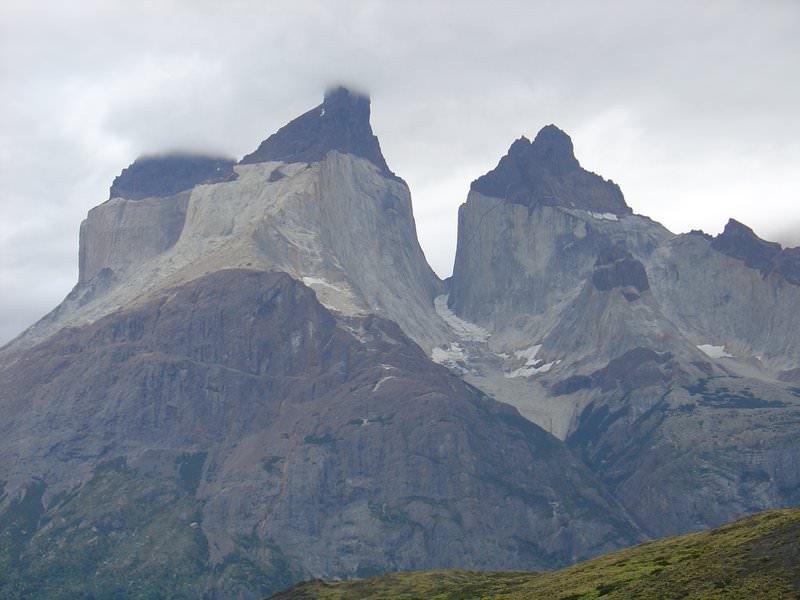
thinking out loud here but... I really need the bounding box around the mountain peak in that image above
[322,85,369,109]
[239,87,395,177]
[711,218,781,270]
[530,124,579,172]
[470,125,629,215]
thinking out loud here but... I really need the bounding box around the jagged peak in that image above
[470,125,629,215]
[709,218,800,285]
[507,135,531,156]
[322,85,370,114]
[711,218,781,270]
[239,86,397,178]
[501,126,577,172]
[530,124,579,172]
[720,218,759,238]
[109,153,236,201]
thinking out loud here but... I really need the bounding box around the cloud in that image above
[1,0,799,343]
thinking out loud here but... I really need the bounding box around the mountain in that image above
[0,89,641,599]
[5,86,446,356]
[443,126,800,537]
[1,87,798,598]
[269,508,800,599]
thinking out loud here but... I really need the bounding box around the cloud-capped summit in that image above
[239,86,394,177]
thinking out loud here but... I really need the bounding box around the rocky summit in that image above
[1,88,799,599]
[240,86,395,178]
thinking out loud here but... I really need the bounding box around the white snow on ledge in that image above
[300,276,365,316]
[503,344,560,378]
[432,343,466,364]
[697,344,734,359]
[588,211,619,221]
[505,361,559,378]
[431,342,471,374]
[302,276,342,291]
[434,295,490,342]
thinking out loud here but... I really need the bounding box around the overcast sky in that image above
[1,0,798,345]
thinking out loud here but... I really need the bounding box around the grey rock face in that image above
[772,247,800,285]
[648,231,800,371]
[566,378,800,537]
[0,269,640,598]
[79,190,190,283]
[446,126,800,540]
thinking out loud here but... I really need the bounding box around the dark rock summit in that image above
[240,87,395,177]
[711,218,800,285]
[109,153,236,200]
[711,218,782,270]
[470,125,631,215]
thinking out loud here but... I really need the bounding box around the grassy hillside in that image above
[269,508,800,599]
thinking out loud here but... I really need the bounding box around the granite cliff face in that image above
[444,128,800,538]
[7,88,446,355]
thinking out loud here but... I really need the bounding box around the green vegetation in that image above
[269,508,800,599]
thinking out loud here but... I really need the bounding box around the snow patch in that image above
[301,276,365,316]
[432,343,466,364]
[505,360,559,379]
[515,345,542,362]
[302,276,343,292]
[432,342,474,374]
[588,211,619,221]
[372,376,395,392]
[503,344,560,378]
[697,344,734,359]
[434,295,490,341]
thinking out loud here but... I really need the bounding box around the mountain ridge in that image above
[1,87,799,599]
